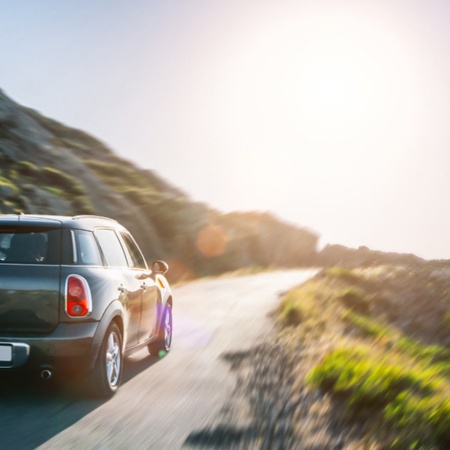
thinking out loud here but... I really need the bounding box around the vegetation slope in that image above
[276,262,450,449]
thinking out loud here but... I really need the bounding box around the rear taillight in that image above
[65,275,92,317]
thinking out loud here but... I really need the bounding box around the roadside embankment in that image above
[186,264,450,449]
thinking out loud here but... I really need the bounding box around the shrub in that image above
[337,287,371,314]
[15,160,40,177]
[43,186,65,197]
[280,298,303,326]
[277,287,320,327]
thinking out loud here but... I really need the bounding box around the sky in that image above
[2,0,450,260]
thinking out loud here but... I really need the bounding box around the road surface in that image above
[0,269,316,449]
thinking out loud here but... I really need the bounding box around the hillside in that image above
[0,89,318,279]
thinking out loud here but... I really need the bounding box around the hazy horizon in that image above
[2,0,450,260]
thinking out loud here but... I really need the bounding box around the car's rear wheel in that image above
[90,322,123,397]
[148,303,172,357]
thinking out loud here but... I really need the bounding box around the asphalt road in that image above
[0,269,316,450]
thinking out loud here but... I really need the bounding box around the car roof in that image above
[0,214,123,231]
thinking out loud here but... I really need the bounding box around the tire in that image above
[90,322,123,398]
[148,303,172,357]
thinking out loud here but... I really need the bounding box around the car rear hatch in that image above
[0,218,63,335]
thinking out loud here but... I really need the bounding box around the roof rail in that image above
[71,215,118,222]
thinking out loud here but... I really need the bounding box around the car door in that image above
[119,232,159,343]
[94,228,143,348]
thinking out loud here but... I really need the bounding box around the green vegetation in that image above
[443,312,450,330]
[336,287,371,314]
[279,291,304,326]
[84,159,149,191]
[15,160,40,177]
[43,186,65,197]
[0,123,11,140]
[307,343,450,448]
[0,177,19,195]
[0,160,93,215]
[343,310,389,339]
[42,167,85,197]
[325,266,363,283]
[278,265,450,448]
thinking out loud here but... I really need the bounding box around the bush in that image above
[15,160,40,177]
[280,299,303,326]
[337,287,371,314]
[277,286,321,327]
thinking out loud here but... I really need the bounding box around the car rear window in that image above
[0,227,62,264]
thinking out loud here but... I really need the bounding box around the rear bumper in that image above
[0,322,100,373]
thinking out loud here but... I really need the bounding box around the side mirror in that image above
[151,260,169,275]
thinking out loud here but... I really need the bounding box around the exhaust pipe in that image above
[41,369,52,380]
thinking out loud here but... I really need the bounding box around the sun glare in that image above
[295,57,371,138]
[216,9,416,150]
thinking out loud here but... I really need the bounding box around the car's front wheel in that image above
[90,322,123,397]
[148,303,172,357]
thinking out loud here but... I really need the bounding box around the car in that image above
[0,214,173,397]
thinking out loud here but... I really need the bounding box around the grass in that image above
[307,343,450,448]
[344,310,450,363]
[279,292,304,326]
[278,266,450,448]
[0,177,19,195]
[444,312,450,330]
[325,266,363,283]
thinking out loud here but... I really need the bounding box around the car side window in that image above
[121,232,147,269]
[0,233,12,261]
[95,229,128,267]
[75,230,103,265]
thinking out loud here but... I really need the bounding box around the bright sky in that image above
[2,0,450,260]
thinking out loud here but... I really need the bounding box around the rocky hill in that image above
[0,89,318,279]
